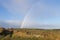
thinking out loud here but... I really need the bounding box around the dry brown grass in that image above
[0,28,60,40]
[11,29,60,40]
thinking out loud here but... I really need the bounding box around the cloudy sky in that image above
[0,0,60,29]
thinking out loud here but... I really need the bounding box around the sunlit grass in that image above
[0,28,60,40]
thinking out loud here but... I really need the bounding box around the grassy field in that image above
[0,28,60,40]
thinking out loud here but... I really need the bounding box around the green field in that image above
[0,28,60,40]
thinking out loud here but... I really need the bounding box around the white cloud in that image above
[2,0,35,15]
[5,20,21,25]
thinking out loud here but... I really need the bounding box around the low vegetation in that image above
[0,28,60,40]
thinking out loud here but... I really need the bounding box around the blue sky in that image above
[0,0,60,29]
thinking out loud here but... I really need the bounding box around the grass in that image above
[0,28,60,40]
